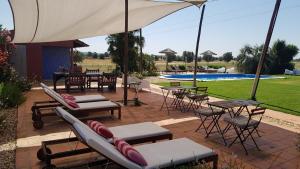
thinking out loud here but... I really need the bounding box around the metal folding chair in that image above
[186,87,209,112]
[195,107,227,145]
[169,82,181,107]
[224,107,266,155]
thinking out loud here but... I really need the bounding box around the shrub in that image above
[142,71,159,77]
[0,83,25,108]
[178,65,186,70]
[208,65,223,69]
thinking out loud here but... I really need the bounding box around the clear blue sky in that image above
[1,0,299,58]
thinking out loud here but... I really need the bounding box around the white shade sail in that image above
[9,0,205,43]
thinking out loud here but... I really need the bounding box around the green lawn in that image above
[157,75,300,116]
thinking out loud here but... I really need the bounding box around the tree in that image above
[106,31,144,72]
[202,54,213,62]
[92,52,98,59]
[72,50,84,63]
[182,51,194,63]
[222,52,233,62]
[87,52,92,57]
[237,40,298,74]
[268,40,298,74]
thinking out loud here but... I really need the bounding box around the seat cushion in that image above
[195,107,223,116]
[224,115,259,128]
[87,120,114,139]
[135,138,215,169]
[109,122,170,141]
[114,138,148,166]
[77,101,119,110]
[74,95,106,102]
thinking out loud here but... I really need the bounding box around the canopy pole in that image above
[193,4,206,87]
[250,0,281,100]
[123,0,129,105]
[139,29,143,73]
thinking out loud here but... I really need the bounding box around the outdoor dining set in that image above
[52,68,117,92]
[160,82,266,154]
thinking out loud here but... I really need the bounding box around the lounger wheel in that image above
[33,120,44,129]
[32,111,42,121]
[37,147,52,161]
[42,164,56,169]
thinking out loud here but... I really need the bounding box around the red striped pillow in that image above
[64,98,79,108]
[87,120,114,139]
[114,138,147,166]
[61,94,75,100]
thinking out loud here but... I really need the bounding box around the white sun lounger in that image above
[38,107,174,168]
[32,88,121,129]
[40,83,107,102]
[73,117,218,169]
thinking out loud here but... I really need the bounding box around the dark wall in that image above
[42,46,71,79]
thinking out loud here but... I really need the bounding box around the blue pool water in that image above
[160,73,283,81]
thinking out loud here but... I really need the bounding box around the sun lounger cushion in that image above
[73,95,106,102]
[77,101,119,110]
[87,120,114,139]
[114,138,148,166]
[41,83,107,102]
[55,108,171,143]
[109,122,170,141]
[135,138,215,169]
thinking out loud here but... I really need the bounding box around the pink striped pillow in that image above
[64,98,79,108]
[61,94,75,100]
[114,138,147,166]
[87,120,114,139]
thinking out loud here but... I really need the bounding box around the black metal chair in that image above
[186,87,209,112]
[195,107,227,145]
[224,107,266,155]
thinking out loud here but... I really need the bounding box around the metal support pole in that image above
[139,29,143,73]
[193,5,206,87]
[250,0,281,100]
[123,0,129,105]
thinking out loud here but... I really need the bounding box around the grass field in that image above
[155,60,235,71]
[78,58,116,72]
[78,58,236,72]
[156,75,300,116]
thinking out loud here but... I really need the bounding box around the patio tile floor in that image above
[15,87,300,169]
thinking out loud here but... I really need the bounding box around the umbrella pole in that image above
[193,4,206,87]
[250,0,281,100]
[123,0,129,105]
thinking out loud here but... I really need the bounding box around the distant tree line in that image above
[72,51,110,63]
[152,51,235,63]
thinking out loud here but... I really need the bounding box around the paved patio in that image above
[15,87,300,169]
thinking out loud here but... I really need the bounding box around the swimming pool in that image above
[160,73,283,81]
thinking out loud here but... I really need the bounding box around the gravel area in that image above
[0,108,17,169]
